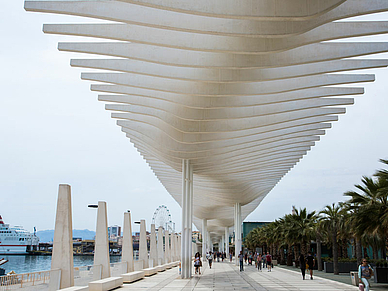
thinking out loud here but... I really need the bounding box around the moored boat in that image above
[0,216,39,255]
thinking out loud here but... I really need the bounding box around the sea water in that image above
[1,255,121,274]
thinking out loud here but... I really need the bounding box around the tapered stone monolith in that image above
[157,227,164,265]
[122,211,134,272]
[165,230,170,263]
[150,224,158,267]
[170,233,175,261]
[49,184,74,290]
[93,201,110,279]
[139,219,148,268]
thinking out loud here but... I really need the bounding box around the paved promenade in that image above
[120,261,360,290]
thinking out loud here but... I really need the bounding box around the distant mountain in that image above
[37,229,96,242]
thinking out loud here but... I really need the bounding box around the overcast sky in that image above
[1,1,388,235]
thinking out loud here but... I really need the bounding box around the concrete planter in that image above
[374,267,388,283]
[323,262,358,273]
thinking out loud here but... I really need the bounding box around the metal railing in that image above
[0,262,133,290]
[0,270,51,290]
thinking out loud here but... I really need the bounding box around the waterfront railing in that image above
[0,261,136,290]
[0,269,51,290]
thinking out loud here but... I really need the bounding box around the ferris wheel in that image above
[152,205,175,232]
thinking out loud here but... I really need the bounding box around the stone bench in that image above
[161,263,172,269]
[88,277,123,291]
[60,287,88,291]
[121,270,145,283]
[167,262,177,268]
[156,265,166,272]
[143,267,158,276]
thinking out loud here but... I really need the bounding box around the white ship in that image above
[0,215,39,255]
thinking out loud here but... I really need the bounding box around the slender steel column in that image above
[234,202,242,266]
[202,219,207,260]
[181,159,193,278]
[225,227,229,258]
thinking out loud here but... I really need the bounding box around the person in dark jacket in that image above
[299,253,306,280]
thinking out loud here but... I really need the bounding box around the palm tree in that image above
[375,159,388,181]
[345,172,388,258]
[319,203,345,275]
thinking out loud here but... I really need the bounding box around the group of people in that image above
[195,251,231,274]
[298,252,374,291]
[298,252,315,280]
[198,249,375,291]
[212,251,227,262]
[238,251,273,272]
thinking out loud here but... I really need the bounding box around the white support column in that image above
[207,232,211,253]
[165,230,170,263]
[122,211,134,273]
[150,224,158,267]
[225,227,229,258]
[234,202,242,266]
[157,226,164,265]
[49,184,74,290]
[139,219,148,269]
[94,201,110,279]
[201,219,207,260]
[181,159,193,279]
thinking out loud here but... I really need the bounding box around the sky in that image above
[1,1,388,235]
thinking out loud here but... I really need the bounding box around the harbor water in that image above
[1,255,121,274]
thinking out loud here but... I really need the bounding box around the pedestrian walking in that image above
[194,252,202,275]
[207,252,213,269]
[238,251,244,271]
[299,253,306,280]
[306,252,315,279]
[257,253,262,271]
[266,252,272,272]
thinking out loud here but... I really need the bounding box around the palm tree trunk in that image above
[372,245,378,260]
[356,237,362,265]
[333,229,339,275]
[287,244,293,266]
[301,241,306,256]
[280,246,285,264]
[317,237,322,271]
[342,240,348,259]
[381,236,387,260]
